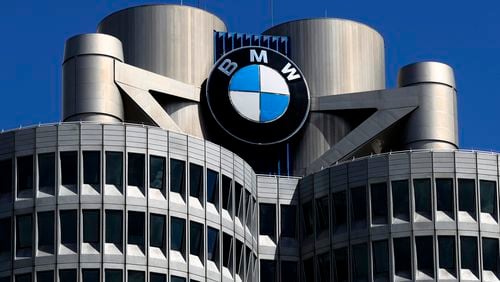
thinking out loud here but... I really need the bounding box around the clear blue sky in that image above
[0,0,499,150]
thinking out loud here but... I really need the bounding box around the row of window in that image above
[0,211,255,279]
[1,269,195,282]
[299,178,498,238]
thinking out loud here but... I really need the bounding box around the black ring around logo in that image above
[206,46,310,145]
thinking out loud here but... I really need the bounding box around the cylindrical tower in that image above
[62,33,125,122]
[264,19,386,175]
[97,5,227,138]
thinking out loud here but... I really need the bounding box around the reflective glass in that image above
[281,261,297,282]
[15,273,31,282]
[315,196,329,234]
[105,269,122,282]
[16,214,32,251]
[260,260,276,282]
[106,151,123,190]
[416,236,434,276]
[128,211,144,247]
[150,155,165,190]
[414,178,432,219]
[303,257,314,282]
[17,155,33,192]
[83,210,100,244]
[351,186,367,229]
[60,151,77,186]
[150,213,166,249]
[223,232,232,269]
[235,182,243,220]
[480,180,497,216]
[207,227,219,262]
[170,159,185,195]
[222,175,232,212]
[460,236,478,275]
[207,169,219,205]
[106,210,122,245]
[482,237,498,272]
[259,203,275,239]
[60,210,77,245]
[127,271,144,282]
[128,153,145,189]
[302,201,313,237]
[317,252,330,282]
[0,159,12,197]
[0,217,11,257]
[37,211,54,252]
[150,273,166,282]
[280,205,296,238]
[436,178,453,214]
[334,248,348,282]
[371,182,388,224]
[170,276,185,282]
[438,236,456,271]
[235,240,243,276]
[190,221,203,258]
[189,163,203,199]
[59,269,77,282]
[392,180,409,221]
[36,270,53,282]
[82,269,99,282]
[372,240,389,280]
[394,237,412,278]
[38,153,55,193]
[83,151,100,186]
[459,179,476,217]
[352,243,368,281]
[332,191,347,233]
[170,217,185,253]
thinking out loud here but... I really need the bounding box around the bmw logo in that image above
[206,47,310,145]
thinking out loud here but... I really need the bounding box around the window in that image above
[372,240,389,280]
[105,210,122,246]
[38,153,55,194]
[82,269,99,282]
[17,155,33,193]
[222,175,232,213]
[36,270,54,282]
[150,155,166,190]
[244,190,251,227]
[105,269,122,282]
[352,243,368,281]
[83,210,100,245]
[83,151,100,186]
[150,213,166,251]
[128,211,145,248]
[303,257,314,282]
[315,196,329,235]
[438,236,456,273]
[207,227,219,263]
[170,159,185,196]
[127,271,144,282]
[260,260,276,282]
[281,261,298,282]
[482,238,499,274]
[281,205,296,238]
[371,182,388,224]
[37,211,54,253]
[394,237,412,278]
[190,221,203,259]
[150,273,166,282]
[458,179,476,218]
[189,163,203,200]
[392,180,409,221]
[170,217,185,254]
[128,153,145,190]
[0,159,12,199]
[317,252,330,282]
[259,203,275,239]
[59,269,77,282]
[414,178,432,219]
[106,151,123,190]
[170,276,185,282]
[480,180,497,218]
[223,233,233,270]
[302,201,313,237]
[16,214,32,256]
[235,182,243,221]
[60,210,77,246]
[15,273,31,282]
[351,186,367,229]
[236,240,244,277]
[0,217,11,259]
[60,151,77,186]
[460,236,478,276]
[333,248,348,282]
[332,191,347,233]
[416,236,434,276]
[0,277,9,282]
[436,178,454,217]
[207,169,219,206]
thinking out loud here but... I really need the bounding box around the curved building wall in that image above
[0,123,258,282]
[263,19,386,175]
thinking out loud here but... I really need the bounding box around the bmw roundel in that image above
[206,47,310,145]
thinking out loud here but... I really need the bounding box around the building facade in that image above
[0,4,498,282]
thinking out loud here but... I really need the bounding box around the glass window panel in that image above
[60,210,77,245]
[480,180,497,217]
[0,217,11,257]
[317,252,330,282]
[392,180,410,221]
[150,156,165,190]
[59,269,77,282]
[150,273,166,282]
[0,159,12,197]
[127,271,144,282]
[352,243,368,281]
[36,270,54,282]
[281,261,297,282]
[334,248,348,282]
[128,153,145,189]
[82,269,99,282]
[371,182,388,224]
[482,237,499,272]
[436,178,454,215]
[414,178,432,219]
[17,155,33,192]
[315,196,329,234]
[302,201,313,237]
[190,221,203,258]
[280,205,296,238]
[128,211,144,247]
[416,236,434,276]
[105,269,122,282]
[303,257,314,282]
[83,151,100,186]
[60,151,77,186]
[235,182,243,221]
[15,273,31,282]
[332,191,347,233]
[260,260,276,282]
[235,240,243,276]
[394,237,412,278]
[189,163,203,199]
[438,236,456,271]
[106,152,123,190]
[38,153,55,193]
[170,217,185,253]
[170,159,185,196]
[207,227,219,262]
[170,276,185,282]
[351,186,367,229]
[460,236,478,275]
[0,277,9,282]
[245,191,251,227]
[16,214,32,252]
[222,176,232,212]
[37,211,54,252]
[150,213,166,250]
[459,179,476,217]
[372,240,389,280]
[223,233,233,269]
[207,169,219,205]
[83,210,100,244]
[106,210,122,245]
[259,203,275,239]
